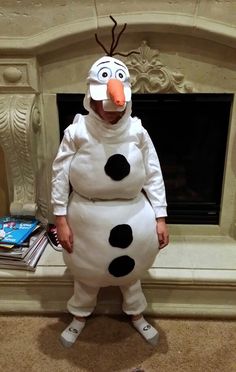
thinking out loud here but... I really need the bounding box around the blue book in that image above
[0,216,39,245]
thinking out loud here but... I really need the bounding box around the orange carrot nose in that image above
[107,79,125,107]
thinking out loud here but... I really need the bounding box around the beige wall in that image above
[0,146,9,217]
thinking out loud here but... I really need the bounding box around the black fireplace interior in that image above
[57,93,233,224]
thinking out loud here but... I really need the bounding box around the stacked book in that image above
[0,216,48,271]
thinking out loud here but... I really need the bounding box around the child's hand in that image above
[56,216,73,253]
[156,217,169,249]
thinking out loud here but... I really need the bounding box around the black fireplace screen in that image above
[57,93,233,224]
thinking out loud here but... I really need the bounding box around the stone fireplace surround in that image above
[1,1,236,316]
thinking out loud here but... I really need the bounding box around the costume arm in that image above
[141,128,167,218]
[51,125,77,215]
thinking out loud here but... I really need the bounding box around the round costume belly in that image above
[63,192,159,287]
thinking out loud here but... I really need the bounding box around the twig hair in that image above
[95,15,139,57]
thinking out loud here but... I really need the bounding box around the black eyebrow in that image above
[96,60,127,69]
[97,61,111,66]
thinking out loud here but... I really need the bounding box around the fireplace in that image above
[132,93,233,225]
[1,2,236,316]
[57,92,232,225]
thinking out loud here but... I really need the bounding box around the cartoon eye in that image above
[98,67,112,82]
[115,69,127,82]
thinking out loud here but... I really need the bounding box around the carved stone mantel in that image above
[125,41,193,93]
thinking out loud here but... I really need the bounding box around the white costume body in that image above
[52,109,167,315]
[51,57,167,316]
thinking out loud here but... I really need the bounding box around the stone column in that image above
[0,94,40,216]
[0,58,48,220]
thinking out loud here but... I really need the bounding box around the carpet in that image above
[1,314,236,372]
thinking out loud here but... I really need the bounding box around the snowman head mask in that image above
[87,56,131,112]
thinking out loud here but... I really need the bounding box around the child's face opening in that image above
[90,99,125,124]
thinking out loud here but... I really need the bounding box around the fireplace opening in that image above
[57,93,233,224]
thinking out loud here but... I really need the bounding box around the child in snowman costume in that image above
[51,55,169,348]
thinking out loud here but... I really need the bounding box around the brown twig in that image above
[109,15,117,55]
[94,15,140,58]
[95,33,109,55]
[113,51,140,57]
[111,22,127,55]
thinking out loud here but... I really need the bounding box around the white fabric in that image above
[51,83,167,291]
[67,279,147,317]
[120,280,147,315]
[102,99,126,112]
[67,280,100,317]
[51,114,167,218]
[64,192,158,287]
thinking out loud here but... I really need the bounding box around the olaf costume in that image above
[51,56,167,318]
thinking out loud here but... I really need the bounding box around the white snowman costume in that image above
[51,56,167,318]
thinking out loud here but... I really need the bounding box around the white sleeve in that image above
[141,128,167,218]
[51,125,77,216]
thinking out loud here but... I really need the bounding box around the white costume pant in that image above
[67,279,147,317]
